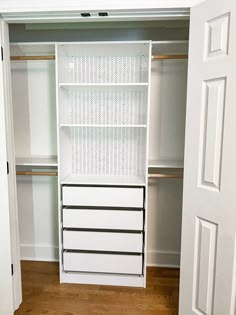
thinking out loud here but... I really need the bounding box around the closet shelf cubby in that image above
[56,42,150,84]
[58,84,148,126]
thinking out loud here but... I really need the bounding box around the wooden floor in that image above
[15,261,180,315]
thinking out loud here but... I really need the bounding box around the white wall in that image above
[10,24,188,267]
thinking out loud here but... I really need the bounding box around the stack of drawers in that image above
[61,185,145,275]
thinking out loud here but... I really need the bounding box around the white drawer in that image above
[63,230,143,252]
[62,186,144,208]
[63,252,143,275]
[63,208,143,230]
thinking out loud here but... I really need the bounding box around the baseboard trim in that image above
[20,244,59,262]
[20,246,180,267]
[147,250,180,268]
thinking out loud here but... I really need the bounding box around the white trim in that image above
[147,250,180,267]
[2,14,190,24]
[3,22,22,312]
[57,40,151,44]
[0,6,191,23]
[20,244,59,262]
[0,19,14,315]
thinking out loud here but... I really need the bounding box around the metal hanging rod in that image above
[16,171,58,176]
[10,54,188,61]
[148,173,183,179]
[152,54,188,60]
[10,55,55,61]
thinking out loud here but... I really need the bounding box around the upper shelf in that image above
[148,160,184,169]
[61,175,146,186]
[15,158,183,169]
[60,124,147,128]
[16,156,58,167]
[59,83,148,87]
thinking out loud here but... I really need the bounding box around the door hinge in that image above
[7,162,9,174]
[11,264,14,276]
[1,47,3,61]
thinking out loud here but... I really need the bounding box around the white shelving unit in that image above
[56,41,151,287]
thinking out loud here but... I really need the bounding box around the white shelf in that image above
[60,124,147,128]
[61,175,145,186]
[59,83,148,88]
[16,156,58,167]
[148,160,184,169]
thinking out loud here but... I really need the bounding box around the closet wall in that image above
[11,44,58,260]
[9,21,188,267]
[149,46,187,266]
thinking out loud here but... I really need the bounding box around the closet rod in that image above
[148,174,183,179]
[10,55,55,61]
[16,172,182,178]
[10,54,188,61]
[16,171,58,176]
[152,54,188,60]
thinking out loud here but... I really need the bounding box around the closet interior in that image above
[9,21,188,287]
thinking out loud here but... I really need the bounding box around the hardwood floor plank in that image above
[15,261,180,315]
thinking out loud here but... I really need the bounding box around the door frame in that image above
[0,19,20,315]
[0,3,201,313]
[2,20,22,311]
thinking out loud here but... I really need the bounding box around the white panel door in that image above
[179,0,236,314]
[0,19,14,315]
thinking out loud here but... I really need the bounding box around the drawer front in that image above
[62,186,143,208]
[63,209,143,230]
[63,252,143,275]
[63,230,143,253]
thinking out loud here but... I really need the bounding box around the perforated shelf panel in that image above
[68,55,149,84]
